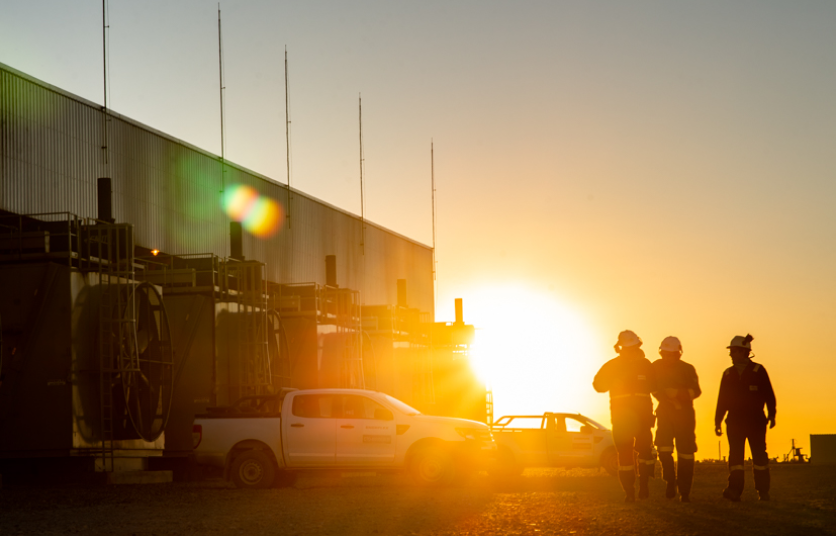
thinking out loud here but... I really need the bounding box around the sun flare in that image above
[464,285,603,419]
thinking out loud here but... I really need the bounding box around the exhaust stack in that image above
[230,222,244,260]
[97,177,115,223]
[325,255,337,287]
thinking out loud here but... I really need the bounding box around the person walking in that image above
[593,330,656,502]
[715,334,776,502]
[651,336,701,502]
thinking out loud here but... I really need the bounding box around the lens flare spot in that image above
[223,185,259,221]
[243,197,282,237]
[222,184,283,237]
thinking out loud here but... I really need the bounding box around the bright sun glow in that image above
[464,285,604,419]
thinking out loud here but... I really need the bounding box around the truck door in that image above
[549,415,594,465]
[334,394,396,465]
[545,413,570,465]
[283,394,337,465]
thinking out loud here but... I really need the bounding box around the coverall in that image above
[651,356,701,499]
[593,347,656,500]
[715,361,776,499]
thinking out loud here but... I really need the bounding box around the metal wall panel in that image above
[1,62,433,314]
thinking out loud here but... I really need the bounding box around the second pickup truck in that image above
[193,388,497,488]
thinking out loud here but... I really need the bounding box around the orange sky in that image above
[3,1,835,460]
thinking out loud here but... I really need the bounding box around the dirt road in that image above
[1,464,834,535]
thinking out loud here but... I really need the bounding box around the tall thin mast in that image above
[359,94,365,255]
[359,94,366,305]
[284,47,292,229]
[218,4,226,193]
[431,140,437,318]
[101,0,109,168]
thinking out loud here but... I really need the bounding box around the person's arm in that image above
[715,373,728,436]
[592,362,611,393]
[688,364,702,400]
[762,367,777,428]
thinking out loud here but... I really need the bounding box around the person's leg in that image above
[636,421,655,499]
[724,422,745,501]
[675,409,697,502]
[749,421,770,500]
[612,410,638,502]
[655,411,676,499]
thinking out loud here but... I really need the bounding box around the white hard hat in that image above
[616,330,642,349]
[727,334,754,351]
[659,336,682,354]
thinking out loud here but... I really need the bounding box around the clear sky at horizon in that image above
[3,0,835,460]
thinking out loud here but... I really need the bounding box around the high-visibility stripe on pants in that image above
[753,464,768,470]
[679,453,695,460]
[638,459,655,465]
[657,446,674,453]
[730,465,744,472]
[619,465,635,471]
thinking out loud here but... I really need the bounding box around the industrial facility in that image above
[0,61,486,482]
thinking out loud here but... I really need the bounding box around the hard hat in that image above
[727,334,754,350]
[616,330,642,349]
[659,336,682,353]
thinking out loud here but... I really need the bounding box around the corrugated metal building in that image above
[0,61,433,312]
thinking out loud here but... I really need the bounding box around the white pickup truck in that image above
[489,413,618,477]
[193,388,496,488]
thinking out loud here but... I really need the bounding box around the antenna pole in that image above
[101,0,109,168]
[218,4,226,192]
[431,139,437,319]
[359,94,366,304]
[359,94,365,255]
[285,46,292,229]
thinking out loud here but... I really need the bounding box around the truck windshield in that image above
[384,395,421,416]
[582,416,608,430]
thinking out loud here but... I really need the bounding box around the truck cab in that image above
[490,413,617,477]
[193,388,497,488]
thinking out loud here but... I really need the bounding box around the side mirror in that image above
[580,425,593,435]
[374,408,394,421]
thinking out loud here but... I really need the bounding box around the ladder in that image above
[84,222,137,472]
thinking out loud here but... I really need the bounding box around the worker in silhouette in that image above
[652,336,701,502]
[594,330,656,502]
[715,334,776,502]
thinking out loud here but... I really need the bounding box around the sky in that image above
[3,0,836,461]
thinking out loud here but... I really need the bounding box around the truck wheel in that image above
[411,448,454,486]
[601,447,618,477]
[231,450,276,489]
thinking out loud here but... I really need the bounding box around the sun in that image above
[464,285,603,418]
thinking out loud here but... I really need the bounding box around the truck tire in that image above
[411,448,455,486]
[230,450,276,489]
[601,447,618,477]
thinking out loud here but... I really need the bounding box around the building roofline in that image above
[0,60,431,251]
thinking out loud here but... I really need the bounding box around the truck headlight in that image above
[456,428,493,442]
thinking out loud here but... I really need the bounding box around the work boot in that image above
[637,459,653,499]
[754,466,770,499]
[725,468,745,501]
[677,457,695,500]
[758,491,771,501]
[722,488,741,502]
[619,469,636,503]
[659,452,676,499]
[638,474,650,499]
[679,494,690,503]
[665,479,677,499]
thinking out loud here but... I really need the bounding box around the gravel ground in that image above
[1,464,834,535]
